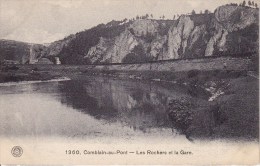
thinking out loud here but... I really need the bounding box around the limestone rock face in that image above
[129,19,159,36]
[204,5,258,57]
[85,37,111,63]
[168,16,195,59]
[85,29,139,63]
[83,5,258,63]
[28,44,46,64]
[205,29,225,57]
[150,36,167,60]
[167,23,182,59]
[215,5,258,32]
[189,25,206,49]
[167,16,207,59]
[45,35,76,57]
[187,25,208,57]
[109,30,139,63]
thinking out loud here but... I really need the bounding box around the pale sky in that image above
[0,0,244,44]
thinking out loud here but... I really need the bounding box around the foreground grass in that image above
[175,76,259,141]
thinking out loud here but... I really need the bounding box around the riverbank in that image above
[1,56,256,84]
[0,65,62,83]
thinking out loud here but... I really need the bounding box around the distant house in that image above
[55,57,61,65]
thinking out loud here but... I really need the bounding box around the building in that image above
[55,57,61,65]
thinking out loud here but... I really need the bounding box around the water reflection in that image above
[56,77,214,137]
[57,78,175,131]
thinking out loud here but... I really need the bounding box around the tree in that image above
[173,15,176,20]
[150,14,153,18]
[162,15,165,19]
[242,0,246,6]
[204,9,210,14]
[248,0,252,6]
[191,10,196,15]
[229,3,238,6]
[255,3,258,8]
[145,14,149,19]
[122,45,152,63]
[252,1,255,6]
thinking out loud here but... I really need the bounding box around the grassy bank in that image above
[166,75,258,141]
[0,65,61,83]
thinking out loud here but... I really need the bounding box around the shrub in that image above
[122,45,153,63]
[187,69,200,78]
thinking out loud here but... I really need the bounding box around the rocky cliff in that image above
[0,5,258,65]
[79,5,259,64]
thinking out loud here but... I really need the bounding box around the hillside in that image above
[0,4,258,65]
[0,39,47,64]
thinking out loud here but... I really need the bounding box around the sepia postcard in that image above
[0,0,259,165]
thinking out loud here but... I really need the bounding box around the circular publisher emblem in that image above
[11,146,23,157]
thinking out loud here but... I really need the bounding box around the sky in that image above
[0,0,244,44]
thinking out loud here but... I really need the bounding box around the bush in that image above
[187,69,200,78]
[167,98,194,132]
[32,67,39,71]
[140,32,155,43]
[3,65,19,71]
[122,45,153,63]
